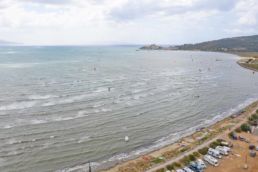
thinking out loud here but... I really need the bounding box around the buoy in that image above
[125,136,129,142]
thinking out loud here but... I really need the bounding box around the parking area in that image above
[206,132,258,172]
[159,131,258,172]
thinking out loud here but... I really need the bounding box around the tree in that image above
[241,123,251,132]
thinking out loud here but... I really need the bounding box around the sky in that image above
[0,0,258,45]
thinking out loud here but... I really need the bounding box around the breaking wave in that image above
[0,101,38,111]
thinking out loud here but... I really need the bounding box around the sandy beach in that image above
[236,52,258,72]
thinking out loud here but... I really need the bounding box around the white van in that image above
[196,159,206,169]
[183,167,194,172]
[215,146,228,155]
[176,169,185,172]
[223,146,231,152]
[203,155,219,166]
[208,148,222,159]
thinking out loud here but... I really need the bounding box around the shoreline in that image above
[100,51,258,172]
[237,61,258,72]
[233,51,258,72]
[101,100,258,172]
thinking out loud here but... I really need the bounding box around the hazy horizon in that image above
[0,0,258,45]
[1,34,258,46]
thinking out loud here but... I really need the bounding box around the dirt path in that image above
[146,103,258,172]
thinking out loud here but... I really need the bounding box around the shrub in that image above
[180,156,190,165]
[252,113,258,119]
[156,168,165,172]
[241,123,251,132]
[166,164,174,171]
[249,120,256,126]
[162,150,176,159]
[198,147,209,155]
[152,157,165,164]
[172,162,181,168]
[249,114,258,121]
[235,127,242,133]
[193,152,200,157]
[256,109,258,114]
[180,146,190,153]
[199,135,209,142]
[228,131,238,140]
[134,159,151,171]
[228,131,234,138]
[189,154,196,161]
[210,141,220,149]
[216,139,225,143]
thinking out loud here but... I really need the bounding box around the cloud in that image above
[235,0,258,26]
[24,0,71,5]
[108,0,239,21]
[0,0,257,45]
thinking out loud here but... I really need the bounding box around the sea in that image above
[0,46,258,172]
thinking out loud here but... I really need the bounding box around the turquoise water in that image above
[0,46,258,172]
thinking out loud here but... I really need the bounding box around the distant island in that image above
[140,35,258,52]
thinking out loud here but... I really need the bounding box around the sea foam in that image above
[0,101,37,111]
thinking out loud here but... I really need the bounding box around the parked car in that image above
[189,161,203,172]
[217,139,226,142]
[196,159,206,169]
[203,155,219,166]
[208,148,222,159]
[229,132,238,140]
[239,136,245,141]
[223,146,231,152]
[221,141,233,147]
[176,169,185,172]
[216,146,228,155]
[239,136,250,143]
[250,150,256,157]
[249,144,255,150]
[183,167,194,172]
